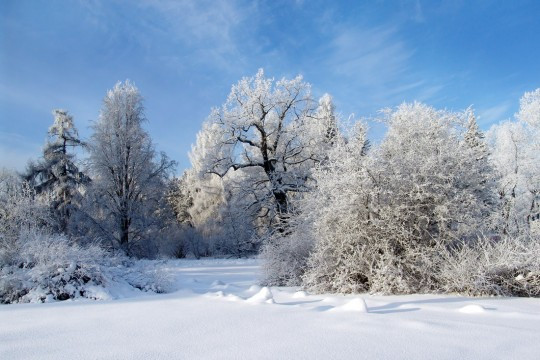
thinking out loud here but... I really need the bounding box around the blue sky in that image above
[1,0,539,172]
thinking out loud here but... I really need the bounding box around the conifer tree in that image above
[23,110,88,232]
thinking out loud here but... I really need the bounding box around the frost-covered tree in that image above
[462,109,499,226]
[23,110,88,232]
[303,103,499,294]
[0,169,52,257]
[195,70,337,231]
[263,121,369,286]
[488,90,540,236]
[169,140,262,257]
[83,81,175,256]
[517,88,540,129]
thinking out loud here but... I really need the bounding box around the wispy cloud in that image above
[478,102,513,126]
[137,0,255,71]
[326,25,413,88]
[318,22,448,112]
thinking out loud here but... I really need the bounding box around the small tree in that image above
[84,80,175,256]
[23,110,88,232]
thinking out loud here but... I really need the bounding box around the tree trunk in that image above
[120,215,130,252]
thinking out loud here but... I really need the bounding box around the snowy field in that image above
[1,258,540,360]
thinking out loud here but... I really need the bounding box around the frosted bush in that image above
[0,230,117,303]
[260,230,313,286]
[439,236,540,297]
[0,230,175,304]
[119,259,175,294]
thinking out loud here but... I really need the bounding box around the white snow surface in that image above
[1,258,540,359]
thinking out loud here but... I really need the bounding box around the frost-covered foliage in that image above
[176,73,342,257]
[260,228,313,287]
[438,236,540,297]
[22,110,89,232]
[0,169,173,304]
[167,167,258,258]
[302,103,500,295]
[517,88,540,129]
[1,230,115,303]
[261,120,367,287]
[488,90,540,237]
[80,81,176,257]
[260,207,316,286]
[0,230,173,304]
[193,70,338,231]
[0,169,54,263]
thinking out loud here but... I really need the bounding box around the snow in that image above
[246,286,274,304]
[458,304,487,314]
[332,297,368,313]
[1,258,540,359]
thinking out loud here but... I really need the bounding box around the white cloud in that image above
[478,102,512,126]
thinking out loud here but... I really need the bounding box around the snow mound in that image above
[211,291,225,298]
[246,287,274,304]
[333,298,368,313]
[247,285,261,293]
[459,304,486,314]
[225,294,243,302]
[292,291,307,298]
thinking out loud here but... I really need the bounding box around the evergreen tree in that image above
[23,109,88,232]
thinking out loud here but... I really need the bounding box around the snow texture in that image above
[1,258,540,359]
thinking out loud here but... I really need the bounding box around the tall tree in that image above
[462,109,499,226]
[85,80,175,255]
[196,69,336,231]
[488,89,540,236]
[23,109,88,232]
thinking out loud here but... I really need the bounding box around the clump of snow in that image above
[247,285,261,293]
[246,286,274,304]
[458,304,486,314]
[292,290,307,298]
[332,298,368,313]
[225,294,243,302]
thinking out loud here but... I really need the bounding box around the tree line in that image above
[1,72,539,300]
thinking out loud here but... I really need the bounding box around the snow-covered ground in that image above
[1,258,539,359]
